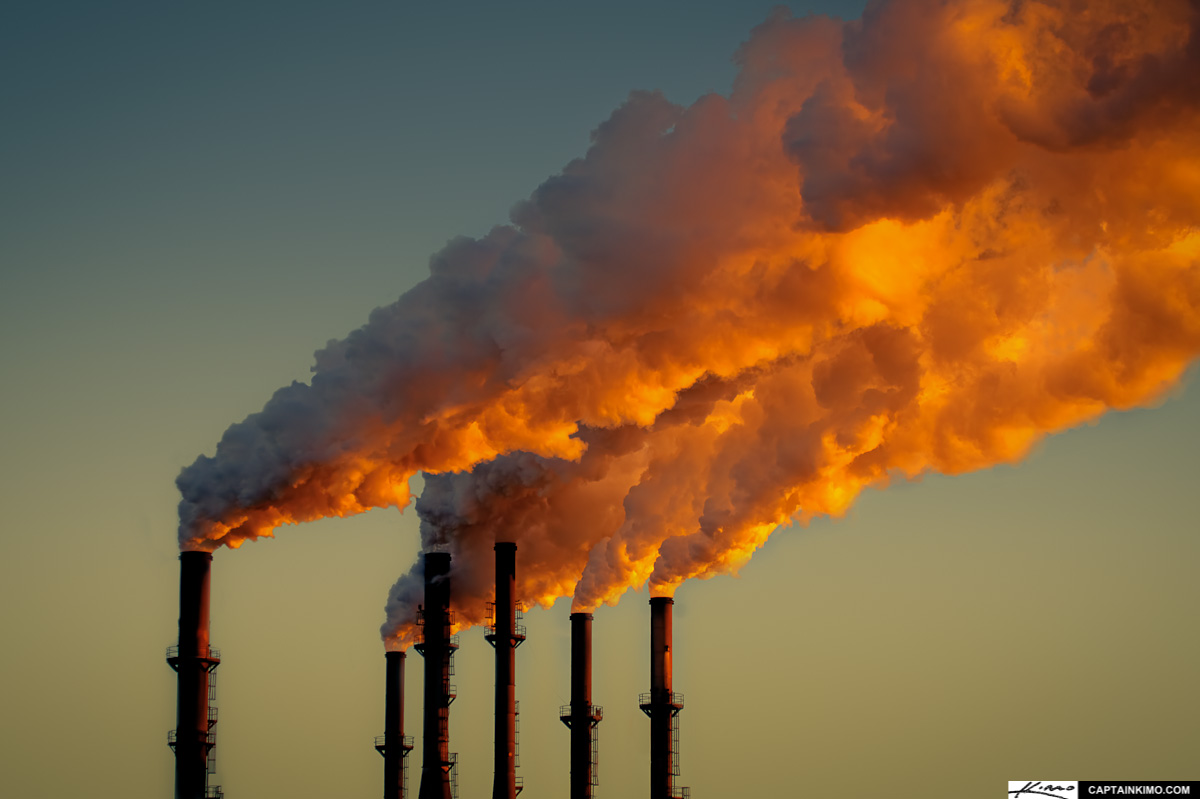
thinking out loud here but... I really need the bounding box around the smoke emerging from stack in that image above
[176,0,1200,646]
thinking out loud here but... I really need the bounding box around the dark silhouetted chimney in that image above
[560,612,603,799]
[487,542,525,799]
[417,552,458,799]
[168,551,220,799]
[377,650,415,799]
[640,597,685,799]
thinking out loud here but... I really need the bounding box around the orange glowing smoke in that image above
[173,0,1200,649]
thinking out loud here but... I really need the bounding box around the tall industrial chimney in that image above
[377,650,415,799]
[560,612,603,799]
[639,597,685,799]
[167,551,221,799]
[417,551,458,799]
[486,542,525,799]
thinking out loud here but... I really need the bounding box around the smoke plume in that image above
[175,0,1200,649]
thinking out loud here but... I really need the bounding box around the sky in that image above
[1,2,1197,798]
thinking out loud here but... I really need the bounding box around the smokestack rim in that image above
[569,612,594,621]
[422,550,452,574]
[649,596,674,607]
[179,550,213,563]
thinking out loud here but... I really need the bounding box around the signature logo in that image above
[1009,782,1077,798]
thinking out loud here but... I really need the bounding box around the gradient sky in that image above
[1,2,1197,798]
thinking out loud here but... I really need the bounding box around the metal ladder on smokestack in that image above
[514,701,523,797]
[639,690,686,799]
[169,551,223,799]
[486,542,525,799]
[559,702,603,796]
[485,598,526,796]
[166,643,223,799]
[414,598,460,799]
[374,732,415,796]
[376,649,415,799]
[562,612,603,799]
[642,597,687,799]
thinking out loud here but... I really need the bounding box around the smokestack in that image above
[640,597,685,799]
[167,551,220,799]
[416,551,458,799]
[486,543,524,799]
[560,612,602,799]
[377,651,415,799]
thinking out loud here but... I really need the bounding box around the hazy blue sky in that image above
[1,2,1196,798]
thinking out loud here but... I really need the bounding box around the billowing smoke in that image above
[176,0,1200,649]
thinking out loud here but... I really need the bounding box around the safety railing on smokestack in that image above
[559,702,604,791]
[484,601,528,641]
[166,730,217,749]
[204,787,224,799]
[166,651,220,773]
[638,692,685,711]
[413,611,462,642]
[559,704,605,722]
[166,644,222,660]
[448,751,459,799]
[641,687,686,798]
[374,734,416,750]
[415,624,462,657]
[375,733,415,795]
